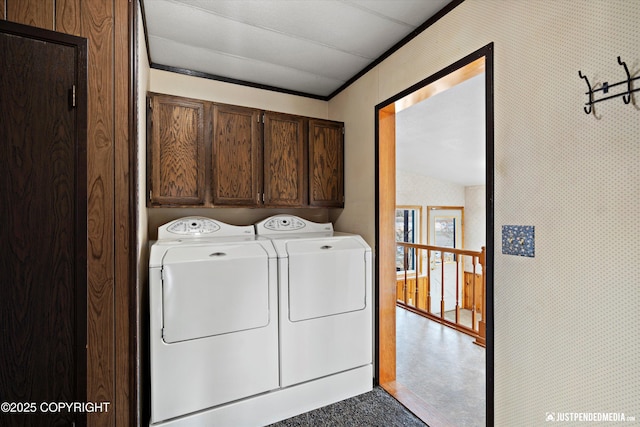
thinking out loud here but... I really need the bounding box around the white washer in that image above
[149,217,279,425]
[255,215,372,388]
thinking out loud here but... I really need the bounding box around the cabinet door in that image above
[212,104,262,206]
[308,119,344,207]
[149,94,206,206]
[263,112,306,207]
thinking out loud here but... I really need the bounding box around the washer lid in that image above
[161,243,272,343]
[161,241,272,265]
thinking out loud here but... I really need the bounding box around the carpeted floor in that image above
[266,386,427,427]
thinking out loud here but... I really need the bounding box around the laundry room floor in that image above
[266,386,427,427]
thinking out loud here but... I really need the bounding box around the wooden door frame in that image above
[375,43,495,425]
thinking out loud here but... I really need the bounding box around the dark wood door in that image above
[308,119,344,207]
[0,21,87,427]
[263,112,306,207]
[148,93,207,206]
[212,103,262,206]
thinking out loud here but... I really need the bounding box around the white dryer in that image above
[255,215,372,388]
[149,217,279,425]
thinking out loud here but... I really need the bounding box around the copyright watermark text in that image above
[546,411,636,422]
[1,401,111,414]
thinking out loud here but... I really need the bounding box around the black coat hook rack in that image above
[579,56,640,114]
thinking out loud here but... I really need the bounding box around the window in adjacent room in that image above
[395,206,422,271]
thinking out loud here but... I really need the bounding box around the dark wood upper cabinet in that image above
[148,94,207,206]
[212,104,262,206]
[308,119,344,207]
[147,93,344,208]
[263,112,307,207]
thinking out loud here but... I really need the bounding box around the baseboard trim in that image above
[151,365,373,427]
[381,380,457,427]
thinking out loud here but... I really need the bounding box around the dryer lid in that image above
[286,237,368,322]
[284,236,366,255]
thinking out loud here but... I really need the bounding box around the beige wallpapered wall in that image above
[397,170,466,208]
[140,1,639,422]
[330,0,639,423]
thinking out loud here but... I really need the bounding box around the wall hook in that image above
[578,70,593,114]
[617,56,632,104]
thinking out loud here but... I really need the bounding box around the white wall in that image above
[150,69,327,118]
[465,185,485,253]
[137,4,150,292]
[329,0,639,423]
[136,7,150,423]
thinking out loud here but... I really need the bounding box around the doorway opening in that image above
[375,43,494,426]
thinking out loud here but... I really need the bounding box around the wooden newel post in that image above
[475,246,487,347]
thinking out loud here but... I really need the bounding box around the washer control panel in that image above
[158,217,254,239]
[167,218,220,235]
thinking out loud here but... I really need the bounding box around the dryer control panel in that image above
[255,215,333,234]
[263,216,306,231]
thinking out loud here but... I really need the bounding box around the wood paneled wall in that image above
[2,1,136,426]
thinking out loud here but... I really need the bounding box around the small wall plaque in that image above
[502,225,535,257]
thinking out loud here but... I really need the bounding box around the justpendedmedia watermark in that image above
[1,401,111,414]
[545,412,636,422]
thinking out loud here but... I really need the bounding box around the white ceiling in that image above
[142,0,453,98]
[396,73,486,187]
[142,0,484,187]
